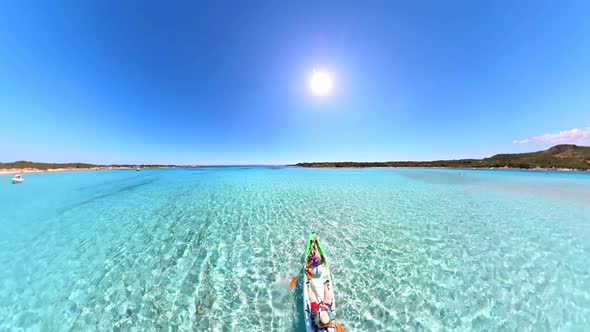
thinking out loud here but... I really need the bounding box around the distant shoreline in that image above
[0,166,190,176]
[292,165,589,172]
[293,144,590,171]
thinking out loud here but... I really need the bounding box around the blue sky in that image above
[1,1,589,164]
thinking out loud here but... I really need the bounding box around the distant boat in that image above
[136,167,141,171]
[12,174,23,184]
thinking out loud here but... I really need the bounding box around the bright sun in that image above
[310,70,333,96]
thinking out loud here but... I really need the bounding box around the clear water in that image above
[1,167,589,331]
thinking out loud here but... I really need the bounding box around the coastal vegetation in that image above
[295,144,590,170]
[0,161,187,171]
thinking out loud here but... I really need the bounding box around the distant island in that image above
[0,161,193,175]
[294,144,590,170]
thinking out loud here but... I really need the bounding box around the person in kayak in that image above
[307,281,335,330]
[306,241,324,278]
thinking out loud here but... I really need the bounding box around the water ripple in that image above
[0,168,589,331]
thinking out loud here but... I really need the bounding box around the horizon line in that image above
[2,143,587,167]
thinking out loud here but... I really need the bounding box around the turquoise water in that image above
[1,167,589,331]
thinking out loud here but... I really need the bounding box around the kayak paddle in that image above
[335,322,346,332]
[288,233,319,289]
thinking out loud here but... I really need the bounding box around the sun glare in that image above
[310,70,333,96]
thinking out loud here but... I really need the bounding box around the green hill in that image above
[295,144,590,170]
[0,161,100,170]
[0,161,185,170]
[480,144,590,169]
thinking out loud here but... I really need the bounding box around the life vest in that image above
[309,255,322,267]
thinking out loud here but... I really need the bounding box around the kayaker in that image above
[310,242,322,265]
[306,242,324,278]
[307,281,336,330]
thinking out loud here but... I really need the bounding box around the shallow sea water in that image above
[0,167,589,331]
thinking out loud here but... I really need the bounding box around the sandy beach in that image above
[0,167,135,176]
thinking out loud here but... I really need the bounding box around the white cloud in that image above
[534,128,590,144]
[513,127,590,145]
[512,139,530,144]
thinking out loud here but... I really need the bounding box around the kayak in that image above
[303,233,337,332]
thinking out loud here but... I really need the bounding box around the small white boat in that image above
[12,174,23,184]
[136,167,141,171]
